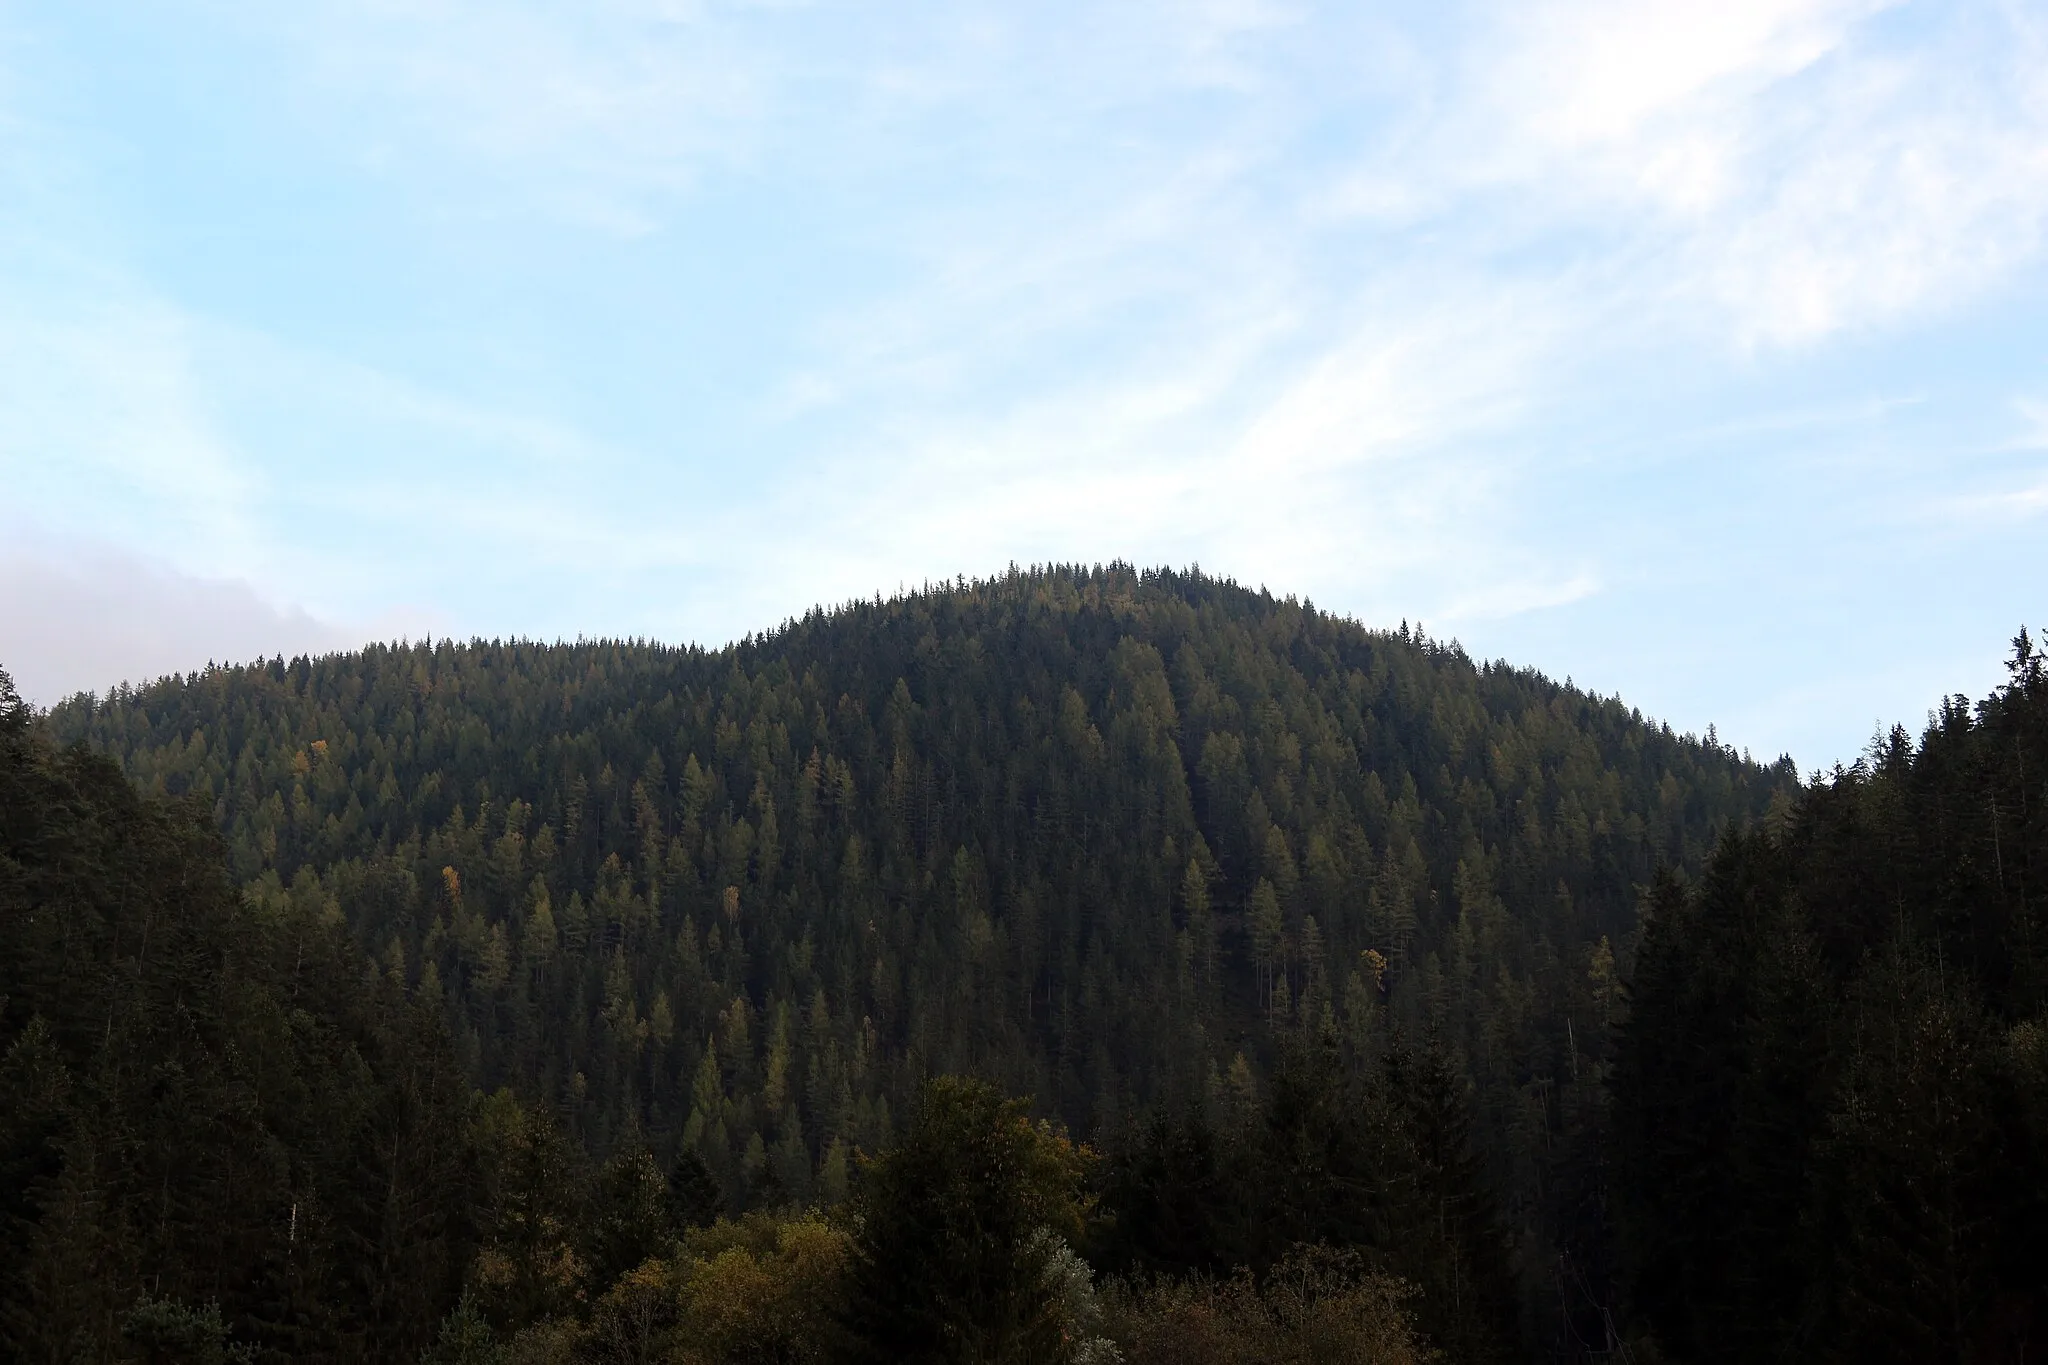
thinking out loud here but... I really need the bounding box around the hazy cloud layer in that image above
[0,542,440,705]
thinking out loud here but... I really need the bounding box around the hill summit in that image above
[50,565,1780,1211]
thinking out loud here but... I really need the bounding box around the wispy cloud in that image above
[250,0,778,231]
[2,0,2046,764]
[0,293,261,576]
[1474,0,1889,155]
[2014,398,2048,451]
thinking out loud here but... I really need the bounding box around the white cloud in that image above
[2016,398,2048,450]
[1439,570,1603,622]
[5,0,2048,745]
[1484,0,1889,153]
[1701,31,2048,344]
[175,0,2048,368]
[550,0,2048,649]
[1999,481,2048,516]
[682,263,1572,648]
[1356,0,2048,345]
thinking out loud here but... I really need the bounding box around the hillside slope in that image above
[49,565,1786,1246]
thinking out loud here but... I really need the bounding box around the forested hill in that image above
[17,570,2048,1363]
[45,567,1783,1224]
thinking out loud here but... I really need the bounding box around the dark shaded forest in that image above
[5,564,2040,1361]
[1611,632,2048,1362]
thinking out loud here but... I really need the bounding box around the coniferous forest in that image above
[4,564,2043,1362]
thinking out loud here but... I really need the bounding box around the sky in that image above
[1,0,2044,770]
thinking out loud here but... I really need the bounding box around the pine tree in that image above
[841,1077,1089,1365]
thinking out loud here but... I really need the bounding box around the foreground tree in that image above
[0,664,475,1361]
[1099,1030,1517,1362]
[840,1077,1095,1365]
[1612,632,2048,1363]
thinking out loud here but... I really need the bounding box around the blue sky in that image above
[2,0,2044,769]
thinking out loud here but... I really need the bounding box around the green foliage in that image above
[1097,1032,1515,1361]
[16,589,2048,1362]
[665,1149,723,1231]
[587,1151,677,1298]
[420,1293,503,1365]
[668,1213,852,1364]
[14,567,1798,1358]
[469,1097,592,1330]
[1100,1247,1431,1365]
[0,666,28,737]
[43,567,1779,1310]
[121,1295,258,1365]
[0,671,477,1361]
[478,1209,853,1365]
[1612,629,2048,1363]
[840,1076,1093,1364]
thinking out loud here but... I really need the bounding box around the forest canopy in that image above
[10,565,2036,1361]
